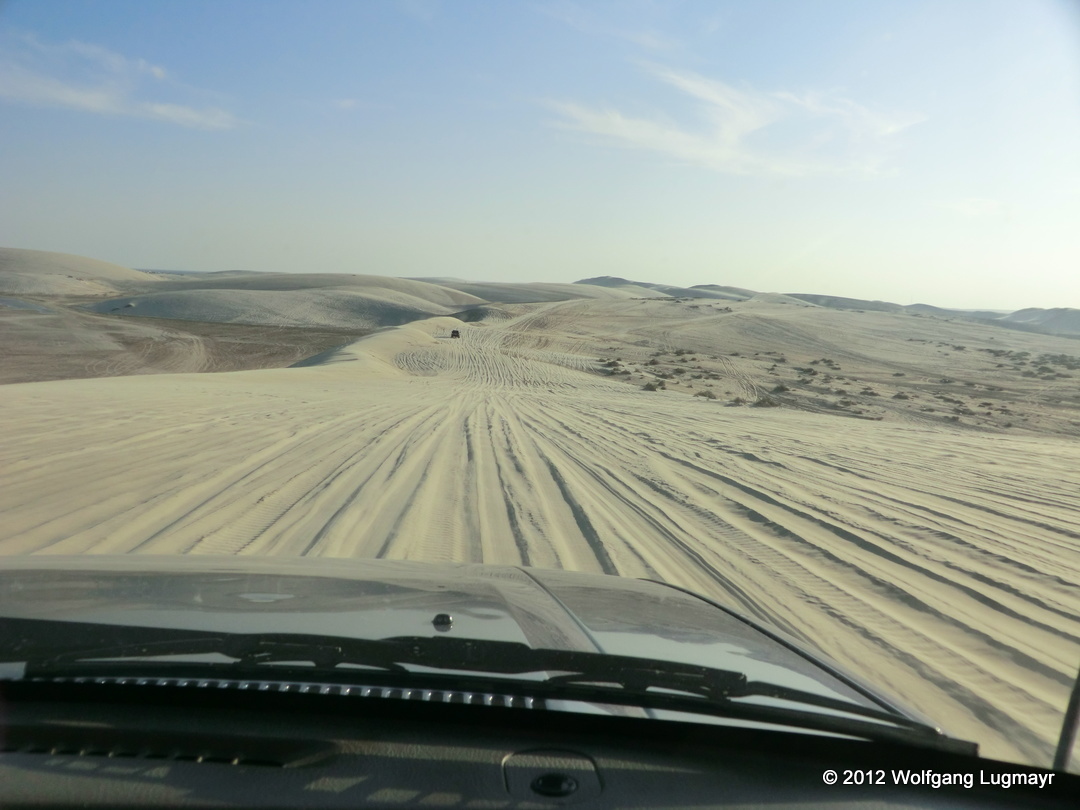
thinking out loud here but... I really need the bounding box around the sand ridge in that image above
[2,249,1080,769]
[0,248,162,296]
[2,303,1078,767]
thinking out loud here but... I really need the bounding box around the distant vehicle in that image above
[450,329,460,338]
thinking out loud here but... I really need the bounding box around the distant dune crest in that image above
[3,247,1080,770]
[576,275,1080,337]
[0,247,161,296]
[1,247,1077,337]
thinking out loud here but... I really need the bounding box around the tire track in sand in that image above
[2,305,1079,767]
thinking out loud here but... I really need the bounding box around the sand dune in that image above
[153,272,487,309]
[577,276,749,300]
[0,306,372,385]
[85,287,461,330]
[0,247,161,296]
[412,279,652,303]
[3,249,1080,769]
[2,299,1079,769]
[1004,307,1080,337]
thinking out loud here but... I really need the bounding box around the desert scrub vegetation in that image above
[694,389,717,399]
[1038,352,1080,370]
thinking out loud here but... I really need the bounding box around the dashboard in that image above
[1,679,1074,809]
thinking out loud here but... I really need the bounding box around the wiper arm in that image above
[2,617,746,698]
[3,618,973,754]
[544,673,959,743]
[16,630,747,700]
[26,634,410,672]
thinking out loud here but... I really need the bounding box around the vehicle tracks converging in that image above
[2,305,1079,767]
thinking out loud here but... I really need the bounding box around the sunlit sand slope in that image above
[1,305,1078,769]
[0,247,161,295]
[84,287,461,329]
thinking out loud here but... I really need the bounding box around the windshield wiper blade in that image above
[3,618,973,753]
[3,618,747,697]
[548,673,963,743]
[17,631,748,699]
[26,634,410,672]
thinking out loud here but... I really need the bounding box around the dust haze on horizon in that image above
[1,0,1078,311]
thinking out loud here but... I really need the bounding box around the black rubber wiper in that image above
[8,624,746,700]
[1,617,974,754]
[2,617,745,697]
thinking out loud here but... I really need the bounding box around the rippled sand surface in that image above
[3,299,1079,767]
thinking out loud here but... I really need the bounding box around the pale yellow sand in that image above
[2,302,1078,769]
[0,247,161,295]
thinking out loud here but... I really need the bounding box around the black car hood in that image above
[0,556,902,715]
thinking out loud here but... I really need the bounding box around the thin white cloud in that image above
[539,1,679,51]
[547,65,924,177]
[144,103,237,130]
[773,90,923,139]
[0,32,238,130]
[0,64,118,113]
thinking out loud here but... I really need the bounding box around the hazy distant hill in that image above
[575,276,738,299]
[786,294,903,313]
[424,279,644,303]
[3,247,1077,339]
[1001,308,1080,337]
[149,272,485,309]
[85,287,463,330]
[689,284,756,301]
[903,304,1010,320]
[570,277,669,298]
[574,277,1080,338]
[0,248,160,295]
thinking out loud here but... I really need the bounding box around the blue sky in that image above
[1,0,1077,309]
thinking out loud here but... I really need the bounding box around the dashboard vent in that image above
[31,674,540,709]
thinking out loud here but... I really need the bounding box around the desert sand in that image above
[2,249,1079,768]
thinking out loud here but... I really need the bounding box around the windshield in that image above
[0,0,1078,775]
